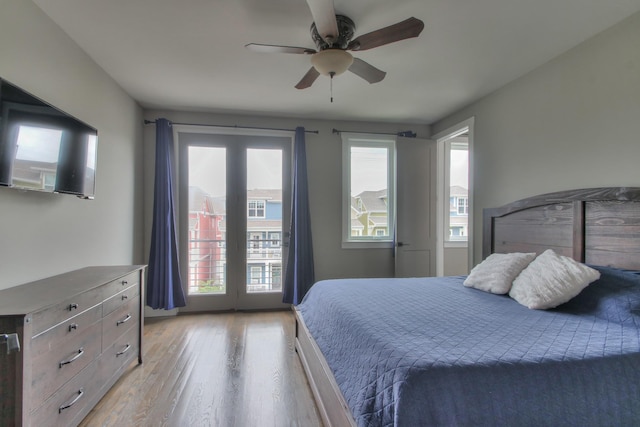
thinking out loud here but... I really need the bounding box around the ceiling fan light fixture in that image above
[311,49,354,76]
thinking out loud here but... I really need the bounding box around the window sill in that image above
[444,241,468,249]
[341,240,394,249]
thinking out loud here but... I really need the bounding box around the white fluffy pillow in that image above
[509,249,601,309]
[464,252,536,294]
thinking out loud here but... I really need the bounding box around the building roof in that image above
[354,189,387,213]
[369,216,388,226]
[450,186,468,197]
[190,186,283,213]
[247,189,282,202]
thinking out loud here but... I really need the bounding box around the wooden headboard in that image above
[483,187,640,270]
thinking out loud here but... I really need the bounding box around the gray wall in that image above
[432,11,640,266]
[143,110,429,282]
[0,1,144,290]
[443,247,468,276]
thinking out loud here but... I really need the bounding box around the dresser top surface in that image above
[0,265,145,316]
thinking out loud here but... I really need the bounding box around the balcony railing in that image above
[187,236,283,294]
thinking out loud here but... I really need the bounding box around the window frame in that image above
[341,133,396,249]
[457,197,468,215]
[248,200,265,218]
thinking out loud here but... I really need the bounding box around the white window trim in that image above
[434,117,474,276]
[248,200,266,218]
[341,133,396,249]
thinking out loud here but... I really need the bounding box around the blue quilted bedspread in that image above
[297,268,640,426]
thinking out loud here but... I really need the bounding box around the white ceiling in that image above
[33,0,640,125]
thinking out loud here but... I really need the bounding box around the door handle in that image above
[397,242,410,247]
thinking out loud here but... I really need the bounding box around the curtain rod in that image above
[332,128,416,138]
[144,119,319,134]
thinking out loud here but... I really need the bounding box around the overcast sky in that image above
[188,144,468,198]
[188,146,281,197]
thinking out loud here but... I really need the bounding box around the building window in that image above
[342,133,396,247]
[269,232,281,247]
[271,265,282,288]
[457,197,468,215]
[248,200,265,218]
[250,266,262,284]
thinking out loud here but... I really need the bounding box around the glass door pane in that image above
[179,131,290,312]
[187,146,227,296]
[246,148,283,294]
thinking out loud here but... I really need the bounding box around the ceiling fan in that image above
[245,0,424,90]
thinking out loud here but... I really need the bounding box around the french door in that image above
[177,130,291,311]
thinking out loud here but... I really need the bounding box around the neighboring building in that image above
[187,186,283,294]
[350,189,389,237]
[349,187,468,239]
[246,189,283,292]
[449,185,468,239]
[187,186,226,294]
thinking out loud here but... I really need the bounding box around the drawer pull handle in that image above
[122,294,128,300]
[117,314,132,326]
[59,348,84,368]
[68,303,79,311]
[121,280,128,286]
[116,343,131,357]
[59,388,84,413]
[68,323,78,332]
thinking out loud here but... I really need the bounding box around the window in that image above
[271,265,282,287]
[248,200,265,218]
[269,231,281,247]
[444,137,469,243]
[457,197,468,215]
[249,232,261,251]
[249,266,262,284]
[342,133,396,247]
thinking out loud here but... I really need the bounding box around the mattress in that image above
[297,268,640,426]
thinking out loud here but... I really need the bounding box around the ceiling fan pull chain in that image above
[330,71,335,103]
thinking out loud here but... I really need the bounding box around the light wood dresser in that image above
[0,265,145,426]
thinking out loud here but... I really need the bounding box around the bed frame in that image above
[294,187,640,426]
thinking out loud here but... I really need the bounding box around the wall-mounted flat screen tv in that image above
[0,78,98,199]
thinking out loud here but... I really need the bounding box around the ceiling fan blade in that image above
[295,67,321,89]
[348,17,424,51]
[305,0,339,45]
[348,58,386,84]
[245,43,316,55]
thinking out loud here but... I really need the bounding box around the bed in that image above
[294,187,640,427]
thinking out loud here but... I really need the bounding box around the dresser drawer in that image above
[31,305,102,358]
[0,266,145,427]
[31,320,102,411]
[103,283,140,317]
[101,324,140,382]
[101,271,141,303]
[30,359,103,427]
[102,296,140,348]
[30,287,104,337]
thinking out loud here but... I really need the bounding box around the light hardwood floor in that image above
[79,311,323,427]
